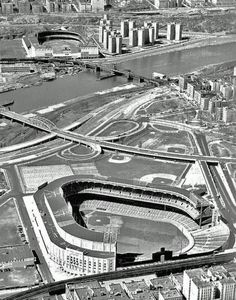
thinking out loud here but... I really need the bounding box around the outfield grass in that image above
[83,210,188,257]
[95,153,187,181]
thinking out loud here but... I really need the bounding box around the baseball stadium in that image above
[31,174,230,276]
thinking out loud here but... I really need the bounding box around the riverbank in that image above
[103,34,236,65]
[0,64,82,95]
[193,59,236,78]
[0,83,147,147]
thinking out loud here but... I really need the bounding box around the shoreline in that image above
[193,59,236,75]
[102,35,236,65]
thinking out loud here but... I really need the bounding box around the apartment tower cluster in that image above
[167,23,183,41]
[179,66,236,123]
[120,20,159,47]
[99,15,122,54]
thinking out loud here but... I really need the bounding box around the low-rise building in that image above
[159,288,183,300]
[151,276,176,290]
[0,245,35,270]
[66,281,130,300]
[222,107,236,123]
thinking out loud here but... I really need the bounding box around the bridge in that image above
[0,108,235,165]
[0,57,162,86]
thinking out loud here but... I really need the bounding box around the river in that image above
[0,42,236,113]
[118,42,236,76]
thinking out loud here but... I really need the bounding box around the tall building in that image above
[121,20,129,38]
[222,107,236,123]
[183,269,213,300]
[167,23,175,41]
[200,96,210,110]
[152,22,159,40]
[103,29,110,49]
[175,23,183,41]
[49,1,59,12]
[179,75,189,92]
[61,2,71,13]
[129,29,138,47]
[116,35,122,54]
[31,2,43,13]
[187,82,195,99]
[128,20,136,32]
[149,27,155,45]
[108,35,116,53]
[233,86,236,101]
[221,85,233,100]
[138,28,145,47]
[217,278,236,300]
[99,25,105,43]
[1,2,13,14]
[18,0,31,13]
[144,27,149,44]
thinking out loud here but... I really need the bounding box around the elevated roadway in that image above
[193,132,236,235]
[1,108,236,164]
[4,251,236,300]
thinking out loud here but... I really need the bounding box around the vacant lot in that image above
[0,267,40,289]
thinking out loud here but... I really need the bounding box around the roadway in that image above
[2,165,54,284]
[4,251,236,300]
[193,132,236,237]
[2,109,236,164]
[0,99,236,299]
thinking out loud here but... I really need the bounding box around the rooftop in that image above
[150,276,175,289]
[0,245,34,264]
[159,288,182,299]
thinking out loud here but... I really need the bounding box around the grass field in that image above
[0,199,23,247]
[0,40,26,58]
[67,144,92,155]
[95,120,138,137]
[96,153,187,181]
[122,128,195,154]
[82,210,188,259]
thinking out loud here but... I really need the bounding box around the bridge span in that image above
[0,108,233,165]
[0,57,162,85]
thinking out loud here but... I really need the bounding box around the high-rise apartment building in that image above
[175,23,183,41]
[167,23,175,40]
[121,20,129,38]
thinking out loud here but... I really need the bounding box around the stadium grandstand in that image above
[22,30,99,59]
[31,175,230,277]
